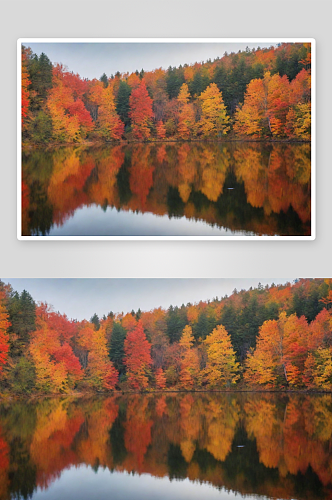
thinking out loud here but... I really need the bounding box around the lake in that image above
[0,392,330,499]
[21,142,311,237]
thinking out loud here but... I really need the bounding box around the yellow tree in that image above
[198,83,230,138]
[179,325,199,390]
[304,349,332,391]
[89,80,124,140]
[177,83,196,140]
[203,325,239,388]
[78,322,118,391]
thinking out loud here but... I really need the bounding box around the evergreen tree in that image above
[166,66,185,99]
[166,305,188,343]
[28,52,53,110]
[188,70,210,97]
[109,322,127,374]
[7,289,36,355]
[116,80,132,126]
[90,313,100,331]
[100,73,108,88]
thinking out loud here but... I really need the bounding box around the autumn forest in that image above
[0,278,331,396]
[21,43,311,144]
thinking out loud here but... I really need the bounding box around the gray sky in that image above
[24,42,274,80]
[2,278,295,321]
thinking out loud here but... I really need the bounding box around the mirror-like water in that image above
[22,142,311,236]
[0,392,330,500]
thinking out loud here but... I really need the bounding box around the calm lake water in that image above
[0,392,330,500]
[21,142,311,237]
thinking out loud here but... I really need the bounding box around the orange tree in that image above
[124,320,152,390]
[128,79,154,140]
[244,312,309,388]
[179,325,199,390]
[177,83,196,140]
[89,80,124,140]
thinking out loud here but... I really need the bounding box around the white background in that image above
[1,0,331,278]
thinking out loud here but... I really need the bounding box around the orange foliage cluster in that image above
[124,321,152,390]
[30,304,83,393]
[47,65,94,142]
[245,308,332,390]
[234,70,311,139]
[129,80,154,140]
[21,49,30,128]
[88,80,124,140]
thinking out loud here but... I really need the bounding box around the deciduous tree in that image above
[177,83,196,140]
[179,325,199,390]
[129,80,154,140]
[124,320,152,390]
[203,324,239,388]
[198,83,230,138]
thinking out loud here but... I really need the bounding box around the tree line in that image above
[21,42,311,144]
[0,278,330,394]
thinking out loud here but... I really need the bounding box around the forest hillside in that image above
[21,43,311,144]
[0,278,330,394]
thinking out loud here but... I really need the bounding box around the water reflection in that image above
[22,142,311,236]
[0,393,331,499]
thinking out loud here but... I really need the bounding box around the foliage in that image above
[124,321,152,390]
[89,80,124,140]
[78,322,118,391]
[177,83,196,140]
[21,42,311,144]
[1,278,331,393]
[198,83,230,138]
[129,80,154,140]
[179,326,199,390]
[21,48,31,129]
[0,290,10,375]
[30,304,83,393]
[203,325,240,388]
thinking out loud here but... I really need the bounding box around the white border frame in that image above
[17,38,316,241]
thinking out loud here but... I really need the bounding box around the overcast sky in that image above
[2,278,296,321]
[24,42,274,80]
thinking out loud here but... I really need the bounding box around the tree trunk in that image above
[282,363,288,385]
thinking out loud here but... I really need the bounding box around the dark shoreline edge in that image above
[1,388,330,402]
[22,137,311,151]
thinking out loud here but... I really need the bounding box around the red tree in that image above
[129,79,154,140]
[124,320,152,390]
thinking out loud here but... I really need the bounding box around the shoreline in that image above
[1,388,330,401]
[22,137,311,150]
